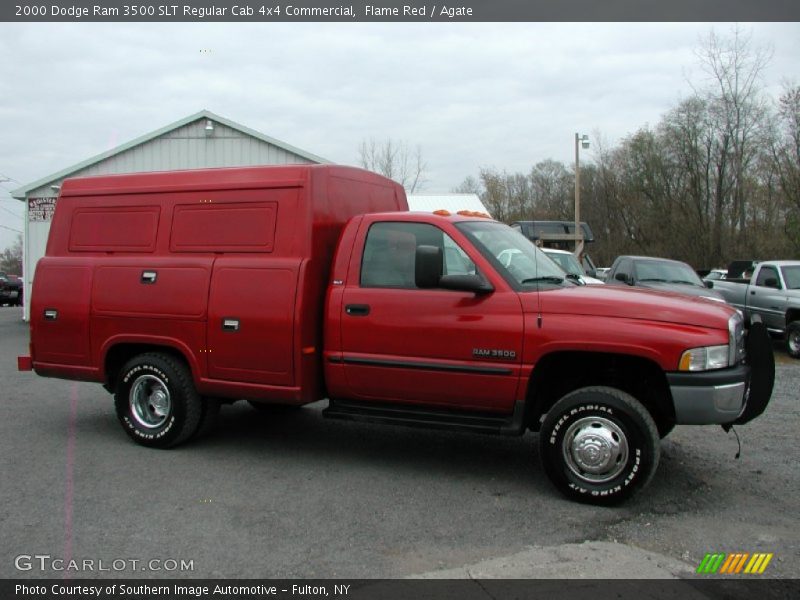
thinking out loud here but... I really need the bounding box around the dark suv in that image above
[606,256,727,304]
[0,272,22,306]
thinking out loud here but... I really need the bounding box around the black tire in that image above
[114,353,202,448]
[539,386,660,505]
[192,397,221,440]
[786,321,800,359]
[657,422,675,439]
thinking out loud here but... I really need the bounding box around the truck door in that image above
[750,265,787,332]
[337,221,523,412]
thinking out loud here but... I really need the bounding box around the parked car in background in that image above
[703,269,728,282]
[711,260,800,358]
[595,267,611,281]
[0,272,22,307]
[541,248,604,284]
[606,256,727,303]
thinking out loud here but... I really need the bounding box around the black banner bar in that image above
[3,0,800,23]
[4,579,800,600]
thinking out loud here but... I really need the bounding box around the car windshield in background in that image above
[782,266,800,289]
[704,271,726,280]
[456,221,567,288]
[637,260,703,286]
[545,252,583,277]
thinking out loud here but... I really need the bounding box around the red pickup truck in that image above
[18,164,774,504]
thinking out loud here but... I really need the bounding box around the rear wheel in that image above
[114,353,202,448]
[787,321,800,359]
[539,386,660,505]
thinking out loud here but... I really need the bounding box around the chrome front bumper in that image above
[667,364,749,425]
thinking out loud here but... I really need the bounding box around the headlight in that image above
[678,313,745,372]
[728,312,745,365]
[679,345,730,371]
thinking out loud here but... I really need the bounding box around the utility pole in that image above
[574,133,589,258]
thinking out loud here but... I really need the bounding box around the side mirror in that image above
[439,274,494,294]
[764,277,779,289]
[705,280,714,289]
[614,272,629,284]
[415,245,442,289]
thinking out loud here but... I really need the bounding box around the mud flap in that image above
[731,321,774,426]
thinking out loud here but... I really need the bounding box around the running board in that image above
[323,400,525,436]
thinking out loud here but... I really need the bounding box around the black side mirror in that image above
[415,245,442,289]
[439,274,494,294]
[614,272,630,284]
[705,280,714,289]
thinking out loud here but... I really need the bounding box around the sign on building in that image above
[28,197,57,222]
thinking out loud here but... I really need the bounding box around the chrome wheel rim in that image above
[562,416,629,483]
[789,330,800,354]
[129,374,171,429]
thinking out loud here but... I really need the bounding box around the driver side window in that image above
[755,267,780,288]
[360,222,475,289]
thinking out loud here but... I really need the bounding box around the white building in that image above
[12,110,328,320]
[407,193,490,216]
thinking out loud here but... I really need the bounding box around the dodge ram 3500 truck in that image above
[711,261,800,358]
[18,165,775,504]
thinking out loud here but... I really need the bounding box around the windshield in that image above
[782,266,800,289]
[636,260,703,286]
[456,221,568,288]
[544,251,584,277]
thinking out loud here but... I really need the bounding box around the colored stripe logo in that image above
[696,552,773,574]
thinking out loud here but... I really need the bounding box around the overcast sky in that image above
[1,22,799,250]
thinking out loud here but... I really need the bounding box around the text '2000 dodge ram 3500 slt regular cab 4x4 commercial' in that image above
[18,164,775,504]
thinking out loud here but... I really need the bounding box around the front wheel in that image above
[786,321,800,359]
[539,386,660,505]
[114,353,202,448]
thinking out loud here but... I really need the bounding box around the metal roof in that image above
[407,193,490,216]
[11,109,331,199]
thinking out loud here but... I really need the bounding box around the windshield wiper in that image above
[669,280,698,285]
[639,278,667,282]
[521,276,565,285]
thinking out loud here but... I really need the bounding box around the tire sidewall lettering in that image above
[547,400,642,498]
[120,362,176,439]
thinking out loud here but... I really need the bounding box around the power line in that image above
[0,173,20,183]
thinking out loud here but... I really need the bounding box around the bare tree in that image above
[0,234,22,275]
[358,138,427,193]
[694,26,772,264]
[769,84,800,251]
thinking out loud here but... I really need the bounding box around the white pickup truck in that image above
[711,261,800,358]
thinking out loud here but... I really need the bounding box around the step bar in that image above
[323,399,526,436]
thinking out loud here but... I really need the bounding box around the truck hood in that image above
[528,284,736,330]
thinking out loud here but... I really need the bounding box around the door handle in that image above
[141,271,157,284]
[44,309,58,321]
[345,304,370,316]
[222,318,240,331]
